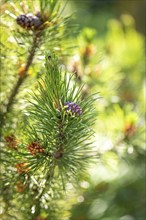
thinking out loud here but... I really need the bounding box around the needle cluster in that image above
[21,54,97,189]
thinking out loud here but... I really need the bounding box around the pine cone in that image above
[16,14,42,30]
[5,134,17,150]
[64,102,82,116]
[27,142,45,156]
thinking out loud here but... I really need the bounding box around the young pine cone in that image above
[64,102,82,117]
[16,14,42,30]
[27,142,45,156]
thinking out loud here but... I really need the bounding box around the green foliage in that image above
[65,13,145,220]
[0,0,76,136]
[20,54,96,187]
[0,52,97,219]
[0,1,145,220]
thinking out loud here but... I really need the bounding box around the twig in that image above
[1,32,40,130]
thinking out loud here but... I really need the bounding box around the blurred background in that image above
[63,0,145,220]
[67,0,146,35]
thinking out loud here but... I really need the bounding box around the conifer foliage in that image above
[1,54,97,219]
[0,0,97,217]
[23,54,96,187]
[0,0,74,133]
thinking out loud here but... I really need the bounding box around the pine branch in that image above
[17,54,97,192]
[1,32,40,130]
[0,0,76,133]
[1,52,98,219]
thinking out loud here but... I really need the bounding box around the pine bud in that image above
[5,134,17,150]
[64,102,82,117]
[16,162,29,174]
[27,142,45,156]
[53,150,63,159]
[16,14,42,30]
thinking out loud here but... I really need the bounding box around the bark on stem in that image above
[1,32,40,129]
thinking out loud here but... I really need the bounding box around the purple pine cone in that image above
[16,14,42,30]
[64,102,82,117]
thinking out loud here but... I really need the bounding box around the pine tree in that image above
[0,1,97,219]
[1,1,145,220]
[0,0,75,133]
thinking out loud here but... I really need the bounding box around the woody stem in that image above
[1,32,40,131]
